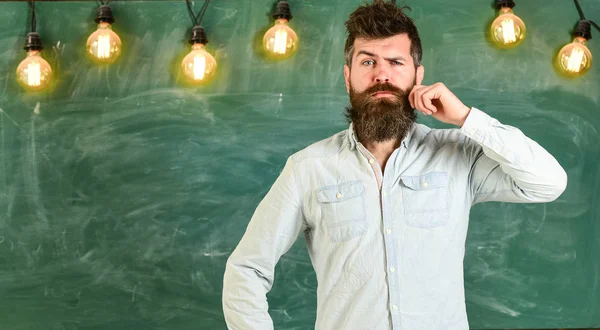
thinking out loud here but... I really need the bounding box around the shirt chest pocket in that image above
[316,180,367,242]
[400,172,450,229]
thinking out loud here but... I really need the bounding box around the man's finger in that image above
[414,85,434,115]
[410,85,435,115]
[408,85,423,108]
[413,86,425,114]
[420,85,439,114]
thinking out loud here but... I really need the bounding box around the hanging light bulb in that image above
[181,25,217,84]
[16,1,51,92]
[16,32,52,91]
[557,21,593,77]
[558,37,592,76]
[490,0,526,48]
[263,0,298,59]
[86,4,122,63]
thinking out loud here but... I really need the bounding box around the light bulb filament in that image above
[501,18,516,43]
[193,55,206,80]
[566,47,585,73]
[273,29,288,54]
[27,62,41,87]
[97,34,111,59]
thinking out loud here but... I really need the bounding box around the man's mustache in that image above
[362,83,405,97]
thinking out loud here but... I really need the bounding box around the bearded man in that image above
[222,1,567,329]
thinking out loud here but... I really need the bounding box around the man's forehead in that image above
[353,34,411,55]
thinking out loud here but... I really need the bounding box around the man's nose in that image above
[374,64,391,83]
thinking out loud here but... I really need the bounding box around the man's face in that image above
[343,34,424,144]
[345,34,422,95]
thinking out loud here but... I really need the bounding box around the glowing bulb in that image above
[263,18,298,59]
[557,37,593,77]
[86,22,122,63]
[181,43,217,84]
[490,7,526,48]
[16,50,52,91]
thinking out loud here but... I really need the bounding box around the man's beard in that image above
[345,81,417,145]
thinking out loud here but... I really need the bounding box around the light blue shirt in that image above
[222,107,567,330]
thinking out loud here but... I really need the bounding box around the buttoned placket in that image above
[356,143,402,329]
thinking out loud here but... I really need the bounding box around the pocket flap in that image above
[400,172,449,191]
[317,180,364,203]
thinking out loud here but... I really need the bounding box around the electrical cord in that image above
[186,0,211,27]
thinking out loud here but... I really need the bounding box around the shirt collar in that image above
[347,122,416,151]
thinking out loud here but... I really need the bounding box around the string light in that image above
[263,0,298,60]
[86,1,122,63]
[16,0,52,91]
[10,0,600,93]
[556,0,599,77]
[181,0,217,85]
[490,0,526,48]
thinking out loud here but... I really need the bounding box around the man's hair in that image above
[344,0,422,68]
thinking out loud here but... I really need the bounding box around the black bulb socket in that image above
[189,25,208,45]
[573,20,592,40]
[95,5,115,24]
[494,0,516,10]
[273,0,293,21]
[24,32,43,51]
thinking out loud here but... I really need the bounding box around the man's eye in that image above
[392,61,403,66]
[362,60,374,66]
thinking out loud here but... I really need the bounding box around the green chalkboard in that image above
[0,1,599,329]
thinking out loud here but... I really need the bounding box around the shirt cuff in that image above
[460,107,490,144]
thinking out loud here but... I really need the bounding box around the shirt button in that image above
[368,158,374,164]
[389,267,395,272]
[383,192,388,197]
[392,304,398,310]
[336,192,342,199]
[423,181,429,188]
[385,228,392,234]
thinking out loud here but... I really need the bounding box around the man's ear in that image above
[416,65,424,85]
[344,65,351,94]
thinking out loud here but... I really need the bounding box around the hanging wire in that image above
[98,0,110,5]
[572,0,600,33]
[197,0,211,25]
[186,0,197,25]
[573,0,586,20]
[29,0,36,32]
[186,0,211,26]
